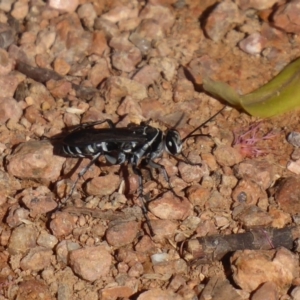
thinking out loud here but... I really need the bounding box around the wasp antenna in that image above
[182,106,226,143]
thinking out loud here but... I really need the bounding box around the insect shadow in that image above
[49,107,225,235]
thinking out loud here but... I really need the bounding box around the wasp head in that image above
[165,129,183,155]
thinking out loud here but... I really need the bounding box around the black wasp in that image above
[59,107,225,235]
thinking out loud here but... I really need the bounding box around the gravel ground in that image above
[1,0,300,299]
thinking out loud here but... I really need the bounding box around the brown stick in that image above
[184,226,300,264]
[16,61,99,99]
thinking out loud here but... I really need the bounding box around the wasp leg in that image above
[132,165,154,236]
[64,152,102,203]
[147,159,182,199]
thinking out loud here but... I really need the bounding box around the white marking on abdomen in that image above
[87,145,95,153]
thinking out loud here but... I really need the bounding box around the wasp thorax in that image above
[165,129,183,155]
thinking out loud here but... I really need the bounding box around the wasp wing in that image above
[63,127,149,147]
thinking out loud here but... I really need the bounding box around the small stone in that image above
[273,0,300,34]
[177,286,197,299]
[118,16,141,32]
[35,53,52,68]
[106,221,139,247]
[99,286,135,300]
[276,177,300,214]
[0,73,25,98]
[222,174,238,188]
[11,0,29,19]
[288,132,300,147]
[138,289,183,300]
[88,59,110,87]
[48,0,79,13]
[8,225,38,255]
[178,161,202,183]
[63,158,100,191]
[149,57,177,81]
[52,14,89,62]
[6,206,30,228]
[69,245,112,281]
[103,76,147,114]
[234,160,277,190]
[0,48,13,75]
[135,235,155,253]
[128,262,144,277]
[88,30,108,56]
[173,79,194,103]
[36,29,56,53]
[234,205,273,227]
[94,18,119,39]
[129,32,152,56]
[110,35,142,73]
[214,145,244,167]
[168,275,186,292]
[135,18,164,41]
[205,190,230,211]
[150,219,177,237]
[16,280,52,300]
[132,65,160,87]
[0,97,22,124]
[19,186,57,217]
[140,98,165,120]
[204,1,242,42]
[200,277,245,300]
[269,207,291,228]
[37,231,58,249]
[231,248,298,294]
[0,170,21,204]
[85,174,120,196]
[232,179,268,206]
[291,286,300,300]
[139,4,175,33]
[158,158,178,177]
[27,81,56,109]
[87,95,105,112]
[252,282,278,300]
[7,141,65,183]
[46,79,72,98]
[20,246,53,271]
[53,58,71,76]
[236,0,278,10]
[239,32,267,55]
[149,192,193,220]
[116,248,139,265]
[260,22,288,51]
[67,60,91,78]
[186,184,211,207]
[77,3,97,29]
[24,105,46,124]
[0,27,14,49]
[56,240,80,264]
[101,6,138,23]
[0,0,14,12]
[214,215,230,229]
[50,212,76,237]
[117,96,143,119]
[169,176,188,194]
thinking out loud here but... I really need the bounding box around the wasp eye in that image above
[165,130,182,155]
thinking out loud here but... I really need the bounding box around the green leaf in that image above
[203,57,300,118]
